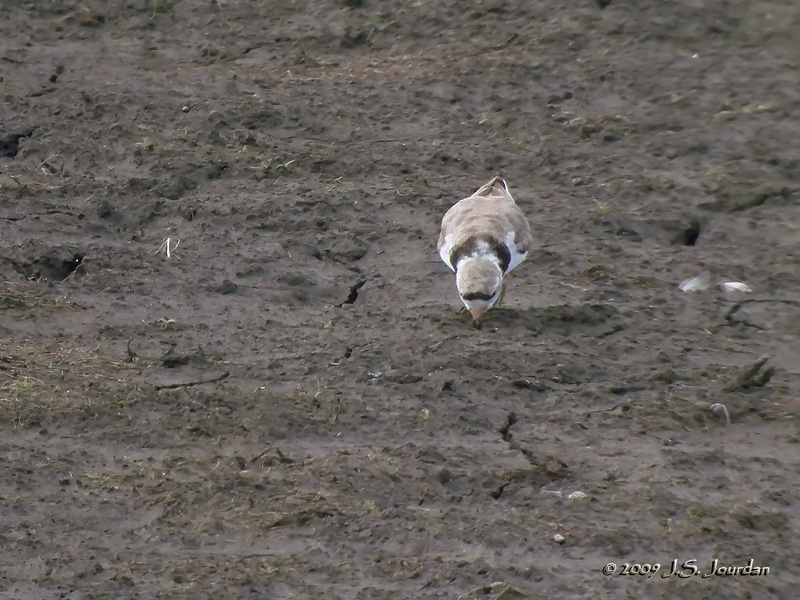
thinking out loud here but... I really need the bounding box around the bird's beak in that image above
[470,308,487,324]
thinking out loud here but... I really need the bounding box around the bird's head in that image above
[456,258,503,323]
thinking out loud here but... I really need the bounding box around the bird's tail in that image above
[473,175,514,202]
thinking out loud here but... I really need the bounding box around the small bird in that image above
[437,176,533,324]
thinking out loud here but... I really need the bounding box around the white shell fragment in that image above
[553,533,566,544]
[568,491,588,501]
[718,281,752,293]
[678,273,711,292]
[680,273,753,294]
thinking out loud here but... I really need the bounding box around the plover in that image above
[437,176,532,324]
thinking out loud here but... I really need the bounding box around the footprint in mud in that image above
[586,217,704,246]
[14,249,84,281]
[484,303,619,335]
[0,128,34,158]
[427,303,620,336]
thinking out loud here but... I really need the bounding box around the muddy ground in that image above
[1,1,800,598]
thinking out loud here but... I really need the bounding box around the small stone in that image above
[213,280,237,295]
[385,371,423,384]
[182,105,191,113]
[553,533,566,544]
[80,13,106,27]
[568,491,588,501]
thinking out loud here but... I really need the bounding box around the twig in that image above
[709,403,731,425]
[34,154,62,174]
[61,259,85,283]
[753,366,776,387]
[723,298,800,322]
[458,586,488,600]
[457,582,519,600]
[722,356,772,392]
[155,237,180,259]
[153,371,230,390]
[332,396,344,423]
[250,447,293,465]
[126,338,137,363]
[585,403,621,414]
[491,586,523,600]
